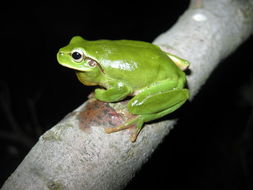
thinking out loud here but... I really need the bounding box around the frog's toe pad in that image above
[130,132,138,142]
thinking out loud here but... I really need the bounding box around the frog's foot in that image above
[104,116,144,142]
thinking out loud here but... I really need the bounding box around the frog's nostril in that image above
[59,51,64,56]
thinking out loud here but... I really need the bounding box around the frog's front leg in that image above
[95,82,132,102]
[105,79,189,142]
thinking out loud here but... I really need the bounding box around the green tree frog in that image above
[57,36,190,142]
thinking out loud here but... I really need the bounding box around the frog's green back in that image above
[72,37,185,90]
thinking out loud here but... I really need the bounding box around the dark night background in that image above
[0,1,253,189]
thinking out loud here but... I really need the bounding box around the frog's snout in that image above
[57,49,66,58]
[57,50,66,62]
[58,51,64,56]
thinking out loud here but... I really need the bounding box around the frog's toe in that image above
[104,116,144,142]
[130,119,144,142]
[104,124,132,134]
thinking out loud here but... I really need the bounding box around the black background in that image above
[0,1,253,189]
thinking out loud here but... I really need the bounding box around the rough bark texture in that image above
[2,0,253,189]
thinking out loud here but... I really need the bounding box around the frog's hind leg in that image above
[105,116,144,142]
[105,79,189,142]
[105,88,189,142]
[140,95,188,123]
[105,116,140,134]
[127,88,189,141]
[130,97,187,142]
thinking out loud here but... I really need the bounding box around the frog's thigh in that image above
[128,88,189,115]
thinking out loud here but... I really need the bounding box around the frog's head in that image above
[57,36,104,73]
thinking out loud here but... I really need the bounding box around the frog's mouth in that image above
[57,51,104,73]
[59,62,87,72]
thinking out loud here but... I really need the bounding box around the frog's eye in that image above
[71,49,84,62]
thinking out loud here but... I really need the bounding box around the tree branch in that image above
[2,0,253,189]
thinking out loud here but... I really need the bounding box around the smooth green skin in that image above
[57,36,190,142]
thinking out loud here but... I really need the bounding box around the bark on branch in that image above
[2,0,253,189]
